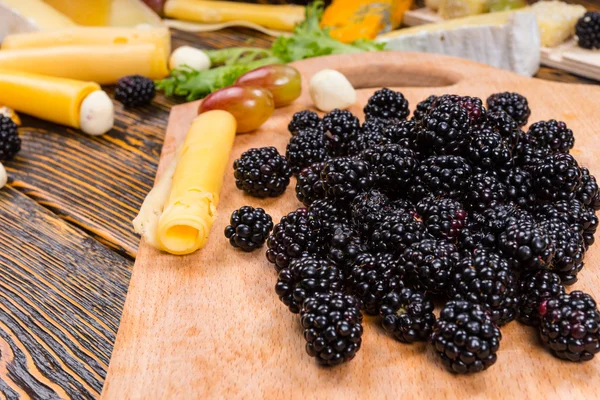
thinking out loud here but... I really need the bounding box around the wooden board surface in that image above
[101,52,600,399]
[403,7,600,81]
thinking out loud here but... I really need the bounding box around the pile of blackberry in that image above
[227,88,600,373]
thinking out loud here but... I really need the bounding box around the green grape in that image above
[235,64,301,108]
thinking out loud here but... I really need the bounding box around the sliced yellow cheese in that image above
[3,26,171,60]
[0,68,98,128]
[164,0,304,32]
[42,0,112,26]
[156,110,237,255]
[0,0,76,42]
[109,0,163,27]
[0,43,168,84]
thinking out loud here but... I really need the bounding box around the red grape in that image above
[236,64,301,108]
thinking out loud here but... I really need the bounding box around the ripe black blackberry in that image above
[577,167,600,209]
[402,239,461,295]
[288,110,322,136]
[286,128,327,174]
[527,120,574,154]
[576,11,600,49]
[321,157,374,203]
[309,198,350,230]
[498,219,555,272]
[347,118,394,154]
[322,109,360,157]
[465,173,508,213]
[484,109,521,150]
[418,101,472,155]
[539,218,585,285]
[295,162,326,206]
[412,95,437,123]
[349,252,405,315]
[486,92,531,127]
[380,288,436,343]
[518,270,565,326]
[364,88,410,121]
[466,127,512,175]
[431,300,502,374]
[539,291,600,362]
[360,144,419,195]
[326,223,366,273]
[515,134,551,172]
[234,146,292,198]
[450,250,519,326]
[415,197,467,242]
[0,115,21,161]
[275,256,344,314]
[350,190,393,237]
[224,206,273,252]
[301,292,363,366]
[534,199,598,249]
[504,167,536,209]
[115,75,155,107]
[383,119,420,153]
[436,94,487,124]
[533,153,582,201]
[410,155,473,200]
[266,208,324,271]
[369,209,426,256]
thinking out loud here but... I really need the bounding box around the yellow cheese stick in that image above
[0,43,168,84]
[164,0,304,32]
[0,68,114,135]
[2,26,171,60]
[156,110,237,255]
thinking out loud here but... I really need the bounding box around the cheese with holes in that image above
[377,11,540,76]
[530,1,586,47]
[3,26,171,59]
[0,0,76,42]
[0,43,168,84]
[43,0,112,26]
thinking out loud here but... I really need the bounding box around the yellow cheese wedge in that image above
[0,68,98,128]
[42,0,112,26]
[109,0,163,27]
[0,0,76,41]
[3,26,171,60]
[0,43,168,84]
[164,0,304,32]
[156,110,237,255]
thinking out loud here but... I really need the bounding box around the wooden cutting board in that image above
[101,52,600,399]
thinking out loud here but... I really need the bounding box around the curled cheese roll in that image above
[0,43,168,85]
[0,69,114,135]
[156,110,237,255]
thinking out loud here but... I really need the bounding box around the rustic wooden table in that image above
[0,20,599,400]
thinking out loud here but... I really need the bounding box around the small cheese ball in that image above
[309,69,357,112]
[169,46,211,71]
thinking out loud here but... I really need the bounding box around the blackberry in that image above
[539,219,585,285]
[266,208,324,271]
[347,118,394,154]
[369,210,426,255]
[484,109,521,150]
[576,11,600,49]
[466,127,512,175]
[360,144,419,195]
[402,239,460,295]
[415,197,467,242]
[465,173,507,213]
[515,135,551,172]
[518,270,565,326]
[0,115,20,161]
[224,206,273,252]
[577,167,600,209]
[383,119,420,153]
[450,250,519,326]
[436,94,486,124]
[349,252,405,315]
[115,75,155,107]
[309,198,350,229]
[504,168,536,209]
[486,92,531,127]
[295,162,326,206]
[285,128,327,174]
[234,147,292,198]
[326,223,366,273]
[321,157,374,203]
[350,189,393,236]
[534,199,598,248]
[301,292,363,366]
[419,101,472,155]
[380,288,436,343]
[275,256,344,314]
[539,291,600,362]
[431,300,502,374]
[533,153,582,201]
[411,155,473,200]
[364,88,409,121]
[527,120,574,154]
[322,109,360,157]
[498,219,555,272]
[412,95,437,122]
[288,110,322,136]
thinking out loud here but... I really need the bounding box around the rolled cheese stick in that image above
[2,26,172,60]
[0,69,114,135]
[156,110,237,255]
[0,43,168,85]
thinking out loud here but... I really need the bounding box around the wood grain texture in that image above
[102,52,600,399]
